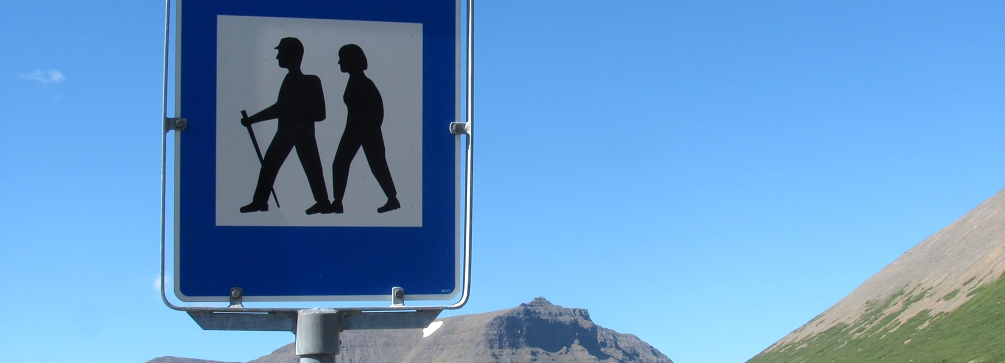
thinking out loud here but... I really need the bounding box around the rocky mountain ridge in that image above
[147,297,672,363]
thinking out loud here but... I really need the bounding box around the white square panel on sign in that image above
[215,15,423,227]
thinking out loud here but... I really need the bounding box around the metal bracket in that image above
[189,310,297,332]
[229,287,244,308]
[188,308,442,363]
[391,287,405,307]
[165,117,187,132]
[449,122,469,135]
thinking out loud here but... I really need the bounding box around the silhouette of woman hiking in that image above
[330,44,399,214]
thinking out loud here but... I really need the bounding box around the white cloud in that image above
[154,274,171,292]
[20,69,65,83]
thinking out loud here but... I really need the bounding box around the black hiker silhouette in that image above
[240,37,335,215]
[330,44,399,214]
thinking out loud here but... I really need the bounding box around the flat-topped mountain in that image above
[147,297,672,363]
[253,297,671,363]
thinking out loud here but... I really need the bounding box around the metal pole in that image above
[296,309,342,363]
[300,354,334,363]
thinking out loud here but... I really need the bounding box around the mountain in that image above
[145,358,236,363]
[748,188,1005,363]
[147,297,672,363]
[251,297,671,363]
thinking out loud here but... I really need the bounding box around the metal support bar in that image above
[341,310,440,330]
[449,0,476,310]
[187,308,442,362]
[188,311,297,332]
[188,309,442,332]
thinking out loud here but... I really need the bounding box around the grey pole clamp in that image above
[296,309,343,363]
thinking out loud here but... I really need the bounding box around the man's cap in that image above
[275,37,304,54]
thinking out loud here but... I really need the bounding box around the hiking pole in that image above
[242,110,280,208]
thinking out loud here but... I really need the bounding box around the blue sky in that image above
[1,1,1003,363]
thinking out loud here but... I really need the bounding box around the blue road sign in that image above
[173,0,460,302]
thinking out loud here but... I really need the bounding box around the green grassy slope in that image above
[748,272,1005,363]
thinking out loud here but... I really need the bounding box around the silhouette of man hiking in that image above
[240,37,335,215]
[330,44,399,214]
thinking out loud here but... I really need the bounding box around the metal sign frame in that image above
[159,0,473,310]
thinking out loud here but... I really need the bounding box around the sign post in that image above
[159,0,473,360]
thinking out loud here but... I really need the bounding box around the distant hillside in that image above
[251,297,671,363]
[145,357,236,363]
[148,297,672,363]
[749,188,1005,363]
